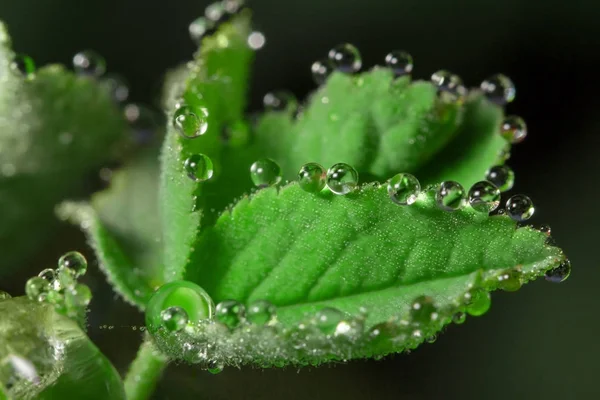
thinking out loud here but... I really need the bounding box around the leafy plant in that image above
[0,2,570,399]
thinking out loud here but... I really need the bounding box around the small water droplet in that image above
[173,105,209,138]
[410,296,439,325]
[189,17,216,43]
[545,259,571,283]
[247,300,276,325]
[314,307,345,335]
[207,359,224,374]
[468,181,501,213]
[25,277,50,301]
[485,165,515,192]
[464,289,491,316]
[247,31,266,50]
[387,173,420,205]
[311,58,334,85]
[184,154,214,182]
[250,158,282,188]
[58,251,88,278]
[298,163,326,193]
[101,74,129,103]
[539,224,551,236]
[328,43,362,74]
[452,312,466,324]
[205,2,227,22]
[480,74,516,105]
[73,50,106,77]
[426,334,437,344]
[263,91,297,112]
[0,290,12,300]
[505,194,534,222]
[326,163,359,195]
[500,116,527,144]
[38,268,56,283]
[431,70,466,102]
[11,54,35,77]
[385,50,413,76]
[215,300,246,329]
[161,306,189,332]
[496,269,522,292]
[65,283,92,308]
[435,181,466,211]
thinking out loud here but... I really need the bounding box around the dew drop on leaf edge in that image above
[435,181,466,211]
[25,277,51,301]
[464,289,491,317]
[215,300,246,329]
[480,73,516,105]
[485,165,515,192]
[495,268,523,292]
[431,70,466,102]
[328,43,362,74]
[314,307,345,335]
[387,173,421,205]
[505,194,535,222]
[38,268,56,283]
[173,105,209,138]
[311,58,335,86]
[72,50,106,77]
[326,163,359,195]
[501,116,527,144]
[250,158,282,188]
[263,91,297,112]
[384,50,413,76]
[545,259,571,283]
[468,181,501,213]
[247,300,276,325]
[184,154,214,182]
[410,295,439,325]
[58,251,88,278]
[298,162,327,193]
[189,17,216,43]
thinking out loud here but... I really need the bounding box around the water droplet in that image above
[25,277,50,301]
[215,300,246,329]
[464,289,491,317]
[146,281,214,334]
[539,224,551,236]
[161,306,189,332]
[124,104,160,143]
[368,321,405,351]
[328,43,362,74]
[298,163,326,193]
[431,70,466,102]
[263,91,297,112]
[72,50,106,77]
[101,74,129,103]
[311,58,335,85]
[545,259,571,283]
[65,283,92,308]
[58,251,88,278]
[426,334,437,344]
[468,181,501,213]
[452,312,466,324]
[173,105,209,138]
[250,158,282,188]
[314,307,345,335]
[410,296,439,325]
[223,0,246,14]
[485,165,515,192]
[247,300,276,325]
[207,359,224,374]
[385,50,413,76]
[11,54,35,77]
[0,290,12,300]
[387,173,420,205]
[326,163,359,195]
[38,268,56,283]
[205,2,227,22]
[189,17,216,43]
[435,181,466,211]
[480,74,516,105]
[184,154,214,182]
[506,194,535,222]
[500,116,527,144]
[247,31,266,50]
[496,269,522,292]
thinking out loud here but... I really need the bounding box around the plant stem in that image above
[124,337,168,400]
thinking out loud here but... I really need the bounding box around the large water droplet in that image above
[298,163,326,193]
[311,58,335,85]
[485,165,515,192]
[101,74,130,103]
[173,105,209,138]
[495,269,522,292]
[435,181,466,211]
[468,181,501,213]
[410,295,439,325]
[431,70,466,102]
[314,307,345,335]
[505,194,534,222]
[545,259,571,283]
[263,91,297,112]
[58,251,88,278]
[184,154,214,182]
[11,54,35,77]
[387,173,420,205]
[385,50,413,76]
[500,116,527,144]
[215,300,246,329]
[464,289,491,316]
[25,277,50,301]
[480,74,516,105]
[250,158,282,188]
[247,300,276,325]
[161,306,189,332]
[328,43,362,74]
[189,17,216,43]
[326,163,359,195]
[73,50,106,77]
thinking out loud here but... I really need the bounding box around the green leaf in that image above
[155,183,565,366]
[253,70,505,188]
[0,22,128,275]
[0,297,125,400]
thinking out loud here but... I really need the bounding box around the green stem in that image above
[124,337,168,400]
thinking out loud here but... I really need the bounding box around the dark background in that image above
[1,0,599,399]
